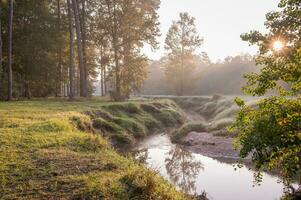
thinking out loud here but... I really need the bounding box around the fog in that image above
[141,54,257,96]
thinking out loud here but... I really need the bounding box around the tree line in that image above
[141,54,256,96]
[0,0,160,101]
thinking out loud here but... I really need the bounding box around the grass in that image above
[0,98,191,200]
[89,100,185,147]
[171,122,208,143]
[168,96,254,143]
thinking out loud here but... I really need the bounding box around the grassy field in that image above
[0,98,190,200]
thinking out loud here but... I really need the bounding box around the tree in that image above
[7,0,13,101]
[67,0,74,100]
[0,0,160,100]
[165,12,202,96]
[80,0,87,93]
[94,0,160,101]
[71,0,87,97]
[0,4,3,99]
[56,0,63,97]
[231,0,301,195]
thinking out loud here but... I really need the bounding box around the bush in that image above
[231,97,301,184]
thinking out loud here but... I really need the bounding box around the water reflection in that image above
[165,145,203,194]
[134,134,286,200]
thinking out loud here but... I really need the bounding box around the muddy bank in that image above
[138,95,259,161]
[167,96,257,161]
[181,131,247,161]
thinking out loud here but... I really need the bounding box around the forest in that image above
[0,0,160,101]
[0,0,300,200]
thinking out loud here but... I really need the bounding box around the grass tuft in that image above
[92,118,123,134]
[171,122,208,143]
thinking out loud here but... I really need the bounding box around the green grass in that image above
[88,100,185,148]
[171,122,208,143]
[0,99,191,200]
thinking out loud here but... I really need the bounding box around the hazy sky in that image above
[143,0,279,62]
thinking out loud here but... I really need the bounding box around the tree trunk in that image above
[7,0,13,101]
[67,0,75,100]
[104,64,107,95]
[101,69,104,97]
[114,47,120,100]
[72,0,87,97]
[180,25,184,96]
[80,0,88,93]
[100,46,104,96]
[0,7,2,99]
[56,0,63,97]
[112,5,121,100]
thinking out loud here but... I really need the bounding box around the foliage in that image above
[232,0,301,189]
[240,0,301,96]
[164,12,202,96]
[232,97,301,183]
[0,0,161,101]
[94,0,161,100]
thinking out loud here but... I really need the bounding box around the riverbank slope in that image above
[0,99,191,200]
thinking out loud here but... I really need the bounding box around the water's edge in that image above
[134,134,286,200]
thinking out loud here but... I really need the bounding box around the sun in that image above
[273,40,283,52]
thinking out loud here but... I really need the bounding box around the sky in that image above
[142,0,279,62]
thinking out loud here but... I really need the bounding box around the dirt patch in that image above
[181,131,246,160]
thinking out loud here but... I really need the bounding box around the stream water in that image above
[135,134,287,200]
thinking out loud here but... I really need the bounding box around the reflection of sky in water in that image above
[137,134,285,200]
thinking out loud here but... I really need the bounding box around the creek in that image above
[135,133,286,200]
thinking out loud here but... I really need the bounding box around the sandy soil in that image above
[181,131,243,160]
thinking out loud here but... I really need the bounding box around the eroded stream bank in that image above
[132,95,290,200]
